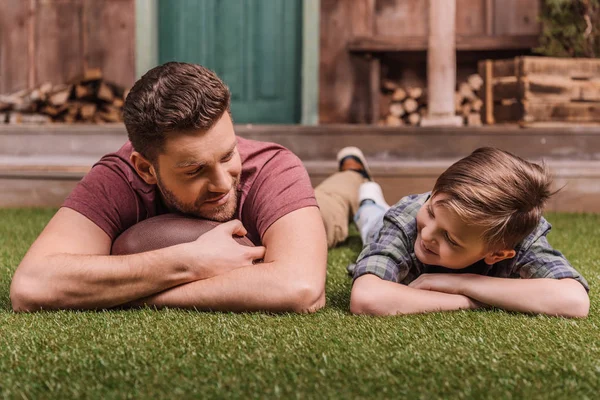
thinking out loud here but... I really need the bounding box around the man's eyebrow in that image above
[175,159,207,169]
[174,143,237,169]
[220,143,237,159]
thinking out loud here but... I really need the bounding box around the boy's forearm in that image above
[350,274,479,316]
[459,275,589,318]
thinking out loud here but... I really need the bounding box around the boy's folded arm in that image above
[460,275,589,318]
[350,274,480,316]
[410,273,589,318]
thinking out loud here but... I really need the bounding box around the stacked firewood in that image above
[0,68,127,124]
[379,74,484,127]
[455,74,484,126]
[379,81,426,126]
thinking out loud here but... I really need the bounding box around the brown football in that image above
[111,214,255,255]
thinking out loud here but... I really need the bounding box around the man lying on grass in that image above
[347,147,590,317]
[10,62,327,313]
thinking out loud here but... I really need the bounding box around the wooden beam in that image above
[347,35,539,52]
[422,0,462,126]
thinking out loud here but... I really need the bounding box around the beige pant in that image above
[314,171,366,248]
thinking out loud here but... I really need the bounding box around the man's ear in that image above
[130,151,158,185]
[484,249,516,265]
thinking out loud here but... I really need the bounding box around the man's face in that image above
[415,194,491,269]
[154,113,242,221]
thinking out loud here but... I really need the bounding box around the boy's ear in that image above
[484,249,516,265]
[131,151,158,185]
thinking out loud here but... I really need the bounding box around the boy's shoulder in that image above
[386,192,430,227]
[515,216,551,252]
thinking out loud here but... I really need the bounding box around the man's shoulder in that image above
[237,136,299,165]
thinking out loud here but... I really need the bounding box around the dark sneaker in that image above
[336,146,372,181]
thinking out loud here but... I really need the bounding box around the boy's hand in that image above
[408,273,478,295]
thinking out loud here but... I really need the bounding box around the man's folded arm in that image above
[10,207,204,311]
[131,206,328,313]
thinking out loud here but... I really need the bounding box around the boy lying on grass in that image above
[345,147,589,317]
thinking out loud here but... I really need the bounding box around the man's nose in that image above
[207,165,231,193]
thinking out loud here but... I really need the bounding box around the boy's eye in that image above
[427,205,435,218]
[445,232,458,247]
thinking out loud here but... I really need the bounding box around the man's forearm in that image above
[351,275,478,316]
[132,261,324,313]
[12,246,197,311]
[458,275,589,318]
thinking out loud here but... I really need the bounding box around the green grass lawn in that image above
[0,209,599,399]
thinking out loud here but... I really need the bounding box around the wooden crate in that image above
[478,56,600,125]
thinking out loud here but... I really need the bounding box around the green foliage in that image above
[536,0,600,57]
[0,209,599,399]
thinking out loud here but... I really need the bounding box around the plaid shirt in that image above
[350,192,589,291]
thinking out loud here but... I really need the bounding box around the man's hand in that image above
[408,273,477,295]
[177,220,266,280]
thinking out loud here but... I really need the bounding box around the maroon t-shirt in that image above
[62,137,317,245]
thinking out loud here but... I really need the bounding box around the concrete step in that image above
[2,156,599,212]
[3,124,600,161]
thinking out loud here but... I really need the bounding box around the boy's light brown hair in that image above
[431,147,554,250]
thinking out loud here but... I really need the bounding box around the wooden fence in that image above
[0,0,135,95]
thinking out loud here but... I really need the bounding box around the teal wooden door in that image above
[159,0,302,124]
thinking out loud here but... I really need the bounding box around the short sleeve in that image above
[513,235,589,291]
[352,215,414,282]
[62,164,142,240]
[243,149,318,240]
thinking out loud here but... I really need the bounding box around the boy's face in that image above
[415,194,505,269]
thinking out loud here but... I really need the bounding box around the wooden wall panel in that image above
[493,0,540,35]
[83,0,135,89]
[374,0,427,37]
[456,0,486,36]
[0,0,134,95]
[35,0,83,86]
[0,0,31,93]
[319,0,375,123]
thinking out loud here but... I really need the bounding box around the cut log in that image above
[467,74,483,92]
[467,113,482,126]
[97,82,115,103]
[75,84,94,99]
[72,67,104,83]
[458,82,476,102]
[48,85,72,107]
[80,103,97,120]
[382,80,399,92]
[99,105,122,122]
[407,113,421,126]
[392,88,407,102]
[407,87,423,99]
[385,114,404,126]
[471,98,483,112]
[403,98,419,113]
[389,102,405,117]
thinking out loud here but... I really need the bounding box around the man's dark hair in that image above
[123,62,231,162]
